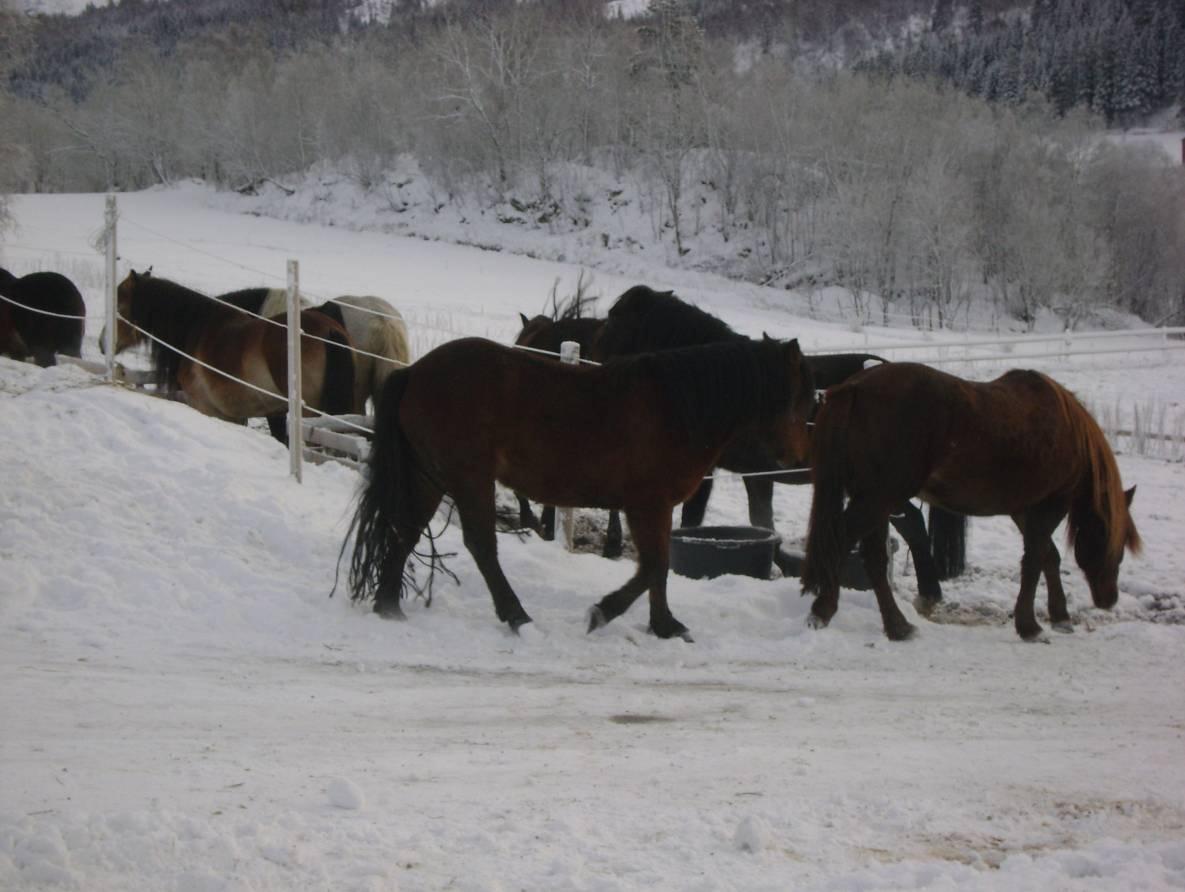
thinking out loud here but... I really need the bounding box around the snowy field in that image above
[2,189,1184,891]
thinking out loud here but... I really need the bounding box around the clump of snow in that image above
[327,778,365,811]
[734,815,773,854]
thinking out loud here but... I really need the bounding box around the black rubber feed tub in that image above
[670,526,781,580]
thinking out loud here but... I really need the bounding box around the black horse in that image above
[593,286,966,606]
[0,268,85,367]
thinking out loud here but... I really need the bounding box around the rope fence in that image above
[9,196,1184,494]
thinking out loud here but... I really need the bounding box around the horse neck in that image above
[1054,381,1131,562]
[638,340,790,448]
[0,269,16,293]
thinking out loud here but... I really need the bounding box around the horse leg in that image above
[540,505,556,541]
[454,488,533,631]
[859,518,917,641]
[807,494,885,631]
[589,505,688,640]
[889,501,943,613]
[1011,505,1069,640]
[1044,544,1073,633]
[679,477,713,528]
[373,482,444,620]
[1011,502,1066,641]
[266,413,288,444]
[517,493,542,535]
[602,510,624,559]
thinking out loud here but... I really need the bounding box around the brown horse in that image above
[801,362,1141,641]
[345,335,815,641]
[0,267,85,366]
[102,270,357,442]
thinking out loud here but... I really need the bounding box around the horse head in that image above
[100,269,150,356]
[514,312,552,350]
[1073,485,1141,609]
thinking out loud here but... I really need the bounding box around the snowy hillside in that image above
[2,189,1184,890]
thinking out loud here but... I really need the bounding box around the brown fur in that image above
[801,362,1140,641]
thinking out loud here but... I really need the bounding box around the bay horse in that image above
[345,334,816,641]
[591,285,966,603]
[801,362,1141,641]
[220,288,411,413]
[0,267,85,366]
[102,271,356,442]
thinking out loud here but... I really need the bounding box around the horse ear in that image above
[145,266,154,277]
[1124,485,1136,507]
[785,338,802,358]
[519,313,530,327]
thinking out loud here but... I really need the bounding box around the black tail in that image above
[928,506,967,580]
[801,392,851,596]
[320,328,356,416]
[346,370,416,603]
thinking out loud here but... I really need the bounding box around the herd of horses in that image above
[1,264,1142,644]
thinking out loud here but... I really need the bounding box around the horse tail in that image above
[345,370,414,603]
[801,389,852,596]
[928,506,967,579]
[1054,380,1142,561]
[320,327,357,416]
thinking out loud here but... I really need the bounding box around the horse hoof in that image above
[513,618,542,639]
[1052,621,1074,634]
[1019,629,1050,643]
[649,619,693,642]
[806,613,830,631]
[374,603,407,621]
[886,622,917,642]
[913,597,941,618]
[587,606,608,634]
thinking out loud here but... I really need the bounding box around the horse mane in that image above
[606,337,808,448]
[597,286,741,357]
[217,288,273,315]
[1047,376,1141,562]
[126,276,236,393]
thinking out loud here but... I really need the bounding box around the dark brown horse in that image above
[345,335,815,641]
[0,267,85,366]
[802,362,1141,641]
[101,270,357,442]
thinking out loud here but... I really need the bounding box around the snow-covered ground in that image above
[2,189,1184,891]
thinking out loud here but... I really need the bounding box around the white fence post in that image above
[559,339,581,551]
[104,194,117,381]
[287,260,303,483]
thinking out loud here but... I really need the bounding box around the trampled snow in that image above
[2,189,1184,891]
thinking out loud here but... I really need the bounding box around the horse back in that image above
[7,271,85,361]
[396,338,681,508]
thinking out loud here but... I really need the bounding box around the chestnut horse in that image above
[345,335,815,641]
[0,267,85,366]
[801,362,1141,641]
[102,271,356,442]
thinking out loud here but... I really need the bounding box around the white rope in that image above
[512,342,602,365]
[921,342,1185,366]
[297,402,375,435]
[0,291,104,322]
[117,313,291,403]
[816,326,1185,356]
